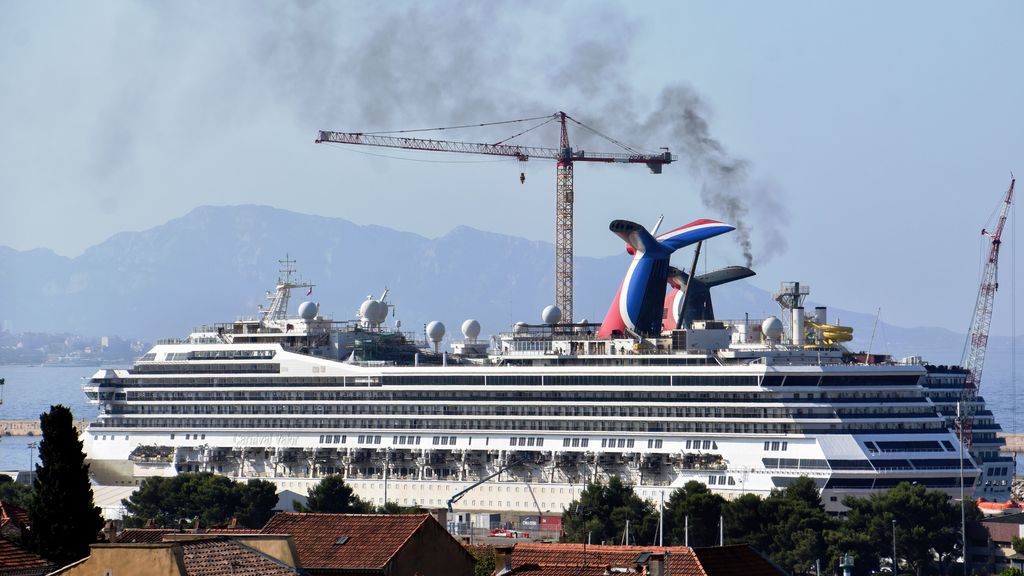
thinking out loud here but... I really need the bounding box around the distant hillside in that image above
[0,204,1010,369]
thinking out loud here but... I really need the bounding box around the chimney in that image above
[228,517,238,529]
[102,521,117,543]
[429,508,448,529]
[494,545,514,576]
[647,553,665,576]
[193,518,204,534]
[145,518,156,528]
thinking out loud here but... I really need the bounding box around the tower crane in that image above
[317,112,674,323]
[960,177,1015,447]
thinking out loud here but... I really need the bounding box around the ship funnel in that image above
[792,307,806,346]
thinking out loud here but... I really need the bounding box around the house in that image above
[967,512,1024,572]
[260,512,476,576]
[0,502,29,542]
[49,533,303,576]
[0,536,56,576]
[491,543,789,576]
[0,500,56,576]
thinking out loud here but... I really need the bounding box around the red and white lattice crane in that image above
[960,177,1015,447]
[316,112,674,323]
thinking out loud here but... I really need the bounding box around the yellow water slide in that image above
[805,320,853,345]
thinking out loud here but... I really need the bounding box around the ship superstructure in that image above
[83,219,992,514]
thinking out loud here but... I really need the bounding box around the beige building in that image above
[51,534,302,576]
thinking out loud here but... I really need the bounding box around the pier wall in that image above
[0,419,93,436]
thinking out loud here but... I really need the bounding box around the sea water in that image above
[0,365,103,472]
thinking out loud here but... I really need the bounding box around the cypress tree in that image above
[26,405,103,565]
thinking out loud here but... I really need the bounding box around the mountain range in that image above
[0,204,1017,370]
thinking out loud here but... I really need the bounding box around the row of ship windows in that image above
[119,388,926,404]
[316,434,459,446]
[93,417,946,434]
[512,437,544,447]
[708,475,736,486]
[765,441,789,451]
[105,404,934,421]
[98,373,925,389]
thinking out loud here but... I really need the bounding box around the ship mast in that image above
[260,255,314,328]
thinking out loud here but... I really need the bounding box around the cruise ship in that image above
[83,217,996,513]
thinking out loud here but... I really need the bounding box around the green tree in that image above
[25,405,103,565]
[665,480,725,547]
[561,476,657,545]
[723,492,768,550]
[293,475,372,513]
[122,473,278,528]
[1012,535,1024,556]
[999,568,1023,576]
[0,473,33,509]
[377,501,421,514]
[826,482,979,576]
[761,477,835,575]
[469,546,495,576]
[237,479,279,528]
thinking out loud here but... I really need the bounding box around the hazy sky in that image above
[2,1,1023,335]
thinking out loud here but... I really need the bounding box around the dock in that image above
[1000,433,1024,453]
[0,419,93,436]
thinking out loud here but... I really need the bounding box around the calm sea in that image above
[0,365,104,472]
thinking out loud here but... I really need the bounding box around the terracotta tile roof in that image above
[179,537,302,576]
[0,502,29,530]
[117,528,173,543]
[209,528,262,535]
[691,545,789,576]
[260,512,433,571]
[0,535,56,576]
[505,543,702,576]
[117,527,262,543]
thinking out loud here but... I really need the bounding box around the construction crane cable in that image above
[358,114,557,136]
[491,115,560,146]
[564,114,644,155]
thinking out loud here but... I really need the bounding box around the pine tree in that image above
[26,405,103,565]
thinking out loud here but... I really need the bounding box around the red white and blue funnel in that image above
[597,218,734,338]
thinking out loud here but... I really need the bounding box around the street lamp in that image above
[27,441,38,485]
[892,519,897,576]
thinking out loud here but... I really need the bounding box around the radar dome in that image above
[762,316,784,341]
[513,321,528,334]
[426,321,446,343]
[461,319,481,340]
[298,301,319,321]
[359,299,388,324]
[541,305,562,325]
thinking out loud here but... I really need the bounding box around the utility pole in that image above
[27,441,37,485]
[891,519,897,575]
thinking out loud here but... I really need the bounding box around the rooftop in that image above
[259,512,449,571]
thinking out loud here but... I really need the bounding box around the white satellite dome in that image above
[541,305,562,325]
[461,319,481,340]
[426,321,446,343]
[359,298,388,324]
[762,316,784,341]
[297,301,319,321]
[513,321,528,334]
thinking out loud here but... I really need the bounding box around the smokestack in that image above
[815,306,827,325]
[792,307,805,346]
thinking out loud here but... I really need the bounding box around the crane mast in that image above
[960,177,1015,447]
[317,112,673,323]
